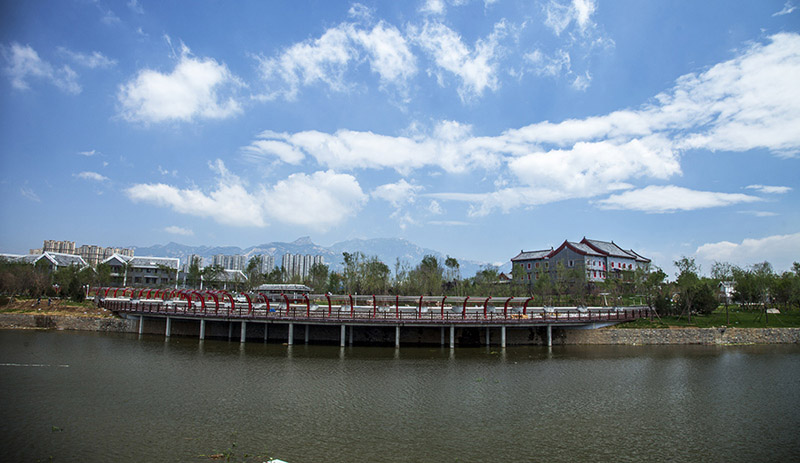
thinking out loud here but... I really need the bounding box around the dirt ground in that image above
[0,298,113,318]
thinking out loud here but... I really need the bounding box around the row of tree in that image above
[3,252,800,314]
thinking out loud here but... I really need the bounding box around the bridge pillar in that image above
[440,327,445,346]
[240,321,247,343]
[340,325,346,347]
[138,315,144,335]
[165,317,171,338]
[501,325,506,348]
[486,327,490,346]
[547,325,552,347]
[264,323,268,342]
[395,325,400,348]
[288,323,294,345]
[228,322,232,341]
[449,325,455,349]
[305,325,309,344]
[199,319,205,340]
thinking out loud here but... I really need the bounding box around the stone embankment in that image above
[559,327,800,345]
[0,313,136,333]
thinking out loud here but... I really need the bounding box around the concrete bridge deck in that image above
[99,289,649,347]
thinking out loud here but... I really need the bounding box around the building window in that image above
[568,260,574,267]
[527,263,531,269]
[545,262,549,268]
[535,262,539,268]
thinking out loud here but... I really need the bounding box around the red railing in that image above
[94,287,650,325]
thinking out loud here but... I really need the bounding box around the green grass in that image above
[618,306,800,329]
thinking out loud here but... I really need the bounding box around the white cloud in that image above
[695,232,800,272]
[411,20,506,101]
[262,170,367,229]
[372,179,422,207]
[75,171,109,182]
[118,44,242,123]
[245,33,800,216]
[78,150,97,157]
[256,20,416,101]
[3,43,80,94]
[596,185,761,213]
[59,48,116,69]
[738,210,778,217]
[428,200,444,215]
[126,160,366,230]
[20,187,40,202]
[351,22,417,90]
[544,0,597,36]
[165,225,193,236]
[242,134,306,165]
[420,0,446,15]
[773,1,797,16]
[745,184,792,194]
[128,0,145,14]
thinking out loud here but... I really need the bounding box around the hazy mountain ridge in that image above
[133,237,496,277]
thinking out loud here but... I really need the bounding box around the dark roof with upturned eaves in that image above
[511,249,553,261]
[581,238,637,259]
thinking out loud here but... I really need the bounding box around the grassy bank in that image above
[620,306,800,329]
[0,297,113,318]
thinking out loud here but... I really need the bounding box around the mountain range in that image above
[133,237,506,277]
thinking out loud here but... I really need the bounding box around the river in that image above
[1,329,799,462]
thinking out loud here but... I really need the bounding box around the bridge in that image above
[93,287,650,347]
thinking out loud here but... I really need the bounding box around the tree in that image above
[186,256,202,289]
[711,261,736,324]
[408,255,444,295]
[362,257,390,294]
[201,265,224,290]
[245,256,266,290]
[674,256,700,322]
[307,262,329,292]
[444,256,461,295]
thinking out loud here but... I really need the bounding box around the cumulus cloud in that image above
[256,20,415,101]
[2,43,80,93]
[78,150,98,157]
[596,186,761,213]
[411,20,506,101]
[745,184,792,194]
[165,225,193,236]
[544,0,598,36]
[245,33,800,216]
[126,160,366,230]
[695,232,800,272]
[75,171,109,182]
[372,179,422,207]
[118,44,242,123]
[20,187,40,202]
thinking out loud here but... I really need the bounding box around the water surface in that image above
[1,330,798,462]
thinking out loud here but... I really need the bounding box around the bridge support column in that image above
[240,321,247,343]
[138,315,144,335]
[501,325,506,349]
[165,317,171,338]
[305,325,309,344]
[228,322,232,341]
[340,325,346,347]
[395,325,400,348]
[288,323,294,345]
[264,323,268,342]
[449,325,455,349]
[547,325,552,347]
[486,327,490,346]
[199,319,205,340]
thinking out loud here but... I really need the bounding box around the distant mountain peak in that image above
[292,236,314,246]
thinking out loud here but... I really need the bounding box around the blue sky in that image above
[1,0,799,277]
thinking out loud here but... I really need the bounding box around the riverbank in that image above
[2,312,799,345]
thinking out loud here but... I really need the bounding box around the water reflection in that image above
[1,330,799,463]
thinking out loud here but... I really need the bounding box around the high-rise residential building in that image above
[281,253,324,279]
[77,244,134,266]
[182,254,203,273]
[212,254,247,271]
[249,254,275,274]
[43,240,75,255]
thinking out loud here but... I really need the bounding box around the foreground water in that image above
[1,330,799,462]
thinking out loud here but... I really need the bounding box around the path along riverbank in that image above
[2,312,799,345]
